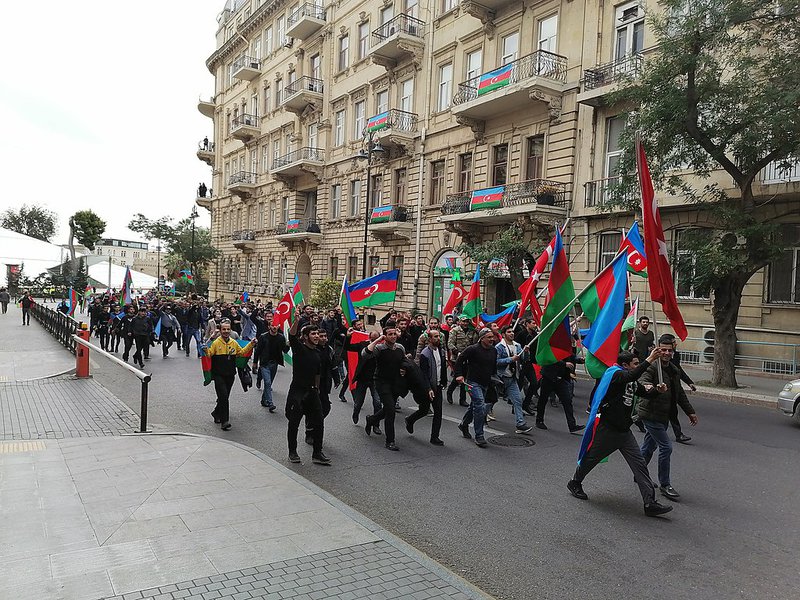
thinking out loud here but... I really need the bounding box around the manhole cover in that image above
[488,435,536,447]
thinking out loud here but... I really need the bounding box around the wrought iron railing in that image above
[372,14,425,43]
[231,229,255,241]
[197,140,216,151]
[582,53,643,91]
[453,51,568,105]
[232,114,259,131]
[228,171,257,186]
[759,157,800,184]
[32,303,80,355]
[232,55,261,72]
[442,179,567,215]
[288,2,326,24]
[282,76,324,101]
[366,109,418,134]
[271,147,324,170]
[368,204,413,224]
[584,176,636,207]
[274,218,321,235]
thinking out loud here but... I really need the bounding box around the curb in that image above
[126,431,497,600]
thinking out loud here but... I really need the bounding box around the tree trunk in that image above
[711,273,747,388]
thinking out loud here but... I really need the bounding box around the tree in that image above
[309,278,341,310]
[605,0,800,388]
[70,210,106,251]
[1,204,57,242]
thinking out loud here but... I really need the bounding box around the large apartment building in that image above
[197,0,800,373]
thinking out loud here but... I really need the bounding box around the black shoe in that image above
[212,412,221,424]
[261,400,269,407]
[675,434,692,444]
[567,479,588,500]
[312,452,332,465]
[288,452,302,464]
[474,437,488,448]
[430,438,444,446]
[268,405,276,413]
[535,421,548,430]
[458,423,472,439]
[515,424,533,434]
[352,412,359,424]
[405,418,414,434]
[339,395,347,402]
[660,485,681,501]
[569,424,586,433]
[645,501,674,517]
[364,417,373,436]
[522,405,536,417]
[385,442,399,451]
[305,433,313,445]
[221,422,231,431]
[635,421,646,433]
[372,426,382,436]
[446,394,453,405]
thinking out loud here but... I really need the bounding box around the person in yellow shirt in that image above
[206,319,255,430]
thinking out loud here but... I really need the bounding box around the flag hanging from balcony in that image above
[370,205,393,223]
[286,219,301,232]
[470,186,504,211]
[348,270,399,308]
[442,270,467,318]
[620,222,648,277]
[121,266,133,305]
[477,63,513,96]
[535,230,575,366]
[367,111,389,132]
[460,266,483,326]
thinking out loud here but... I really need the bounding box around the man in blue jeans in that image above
[455,328,499,448]
[252,322,288,411]
[495,325,533,434]
[637,335,699,501]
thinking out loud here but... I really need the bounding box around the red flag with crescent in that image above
[272,291,294,329]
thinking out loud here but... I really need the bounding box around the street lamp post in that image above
[356,131,385,280]
[190,206,198,290]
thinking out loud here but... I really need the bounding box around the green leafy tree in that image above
[309,278,341,310]
[605,0,800,388]
[69,210,106,251]
[1,204,57,242]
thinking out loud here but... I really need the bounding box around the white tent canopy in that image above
[86,257,159,291]
[0,227,86,287]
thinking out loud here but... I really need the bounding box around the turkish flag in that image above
[637,139,687,340]
[518,233,556,324]
[442,280,467,317]
[272,291,294,329]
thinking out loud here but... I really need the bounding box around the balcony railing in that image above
[288,2,325,24]
[369,204,412,224]
[228,171,257,186]
[583,53,643,91]
[197,140,215,152]
[366,109,418,134]
[759,157,800,184]
[232,113,259,130]
[584,176,638,208]
[453,51,568,105]
[231,230,255,241]
[372,14,425,43]
[274,218,321,235]
[283,76,324,99]
[232,55,261,72]
[442,179,567,215]
[271,147,324,170]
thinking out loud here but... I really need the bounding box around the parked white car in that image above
[778,379,800,424]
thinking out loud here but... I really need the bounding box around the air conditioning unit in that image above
[701,328,715,362]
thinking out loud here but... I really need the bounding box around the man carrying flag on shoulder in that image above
[567,347,674,518]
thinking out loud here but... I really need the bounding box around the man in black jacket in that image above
[454,328,499,448]
[362,326,407,451]
[536,356,584,433]
[130,306,153,369]
[252,322,287,411]
[406,329,446,445]
[567,349,673,517]
[348,329,380,427]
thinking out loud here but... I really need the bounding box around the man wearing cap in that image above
[447,315,476,406]
[454,328,498,448]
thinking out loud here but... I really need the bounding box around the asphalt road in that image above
[90,349,800,600]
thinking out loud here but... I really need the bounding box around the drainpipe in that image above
[412,128,426,312]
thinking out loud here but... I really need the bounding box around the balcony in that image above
[198,97,215,118]
[232,55,262,81]
[577,54,643,107]
[274,218,323,246]
[367,109,419,153]
[280,76,323,115]
[271,147,324,179]
[369,14,425,70]
[196,196,213,210]
[759,158,800,184]
[231,114,260,141]
[231,230,256,252]
[196,139,215,166]
[368,204,413,240]
[228,171,258,197]
[583,176,636,209]
[451,51,568,124]
[286,3,326,40]
[440,179,568,228]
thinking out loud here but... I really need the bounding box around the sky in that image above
[0,0,223,247]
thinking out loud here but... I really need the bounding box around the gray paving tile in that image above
[0,554,51,586]
[132,496,215,521]
[204,536,306,574]
[104,515,191,545]
[148,525,246,561]
[50,538,156,579]
[179,504,269,532]
[0,569,114,600]
[109,552,219,596]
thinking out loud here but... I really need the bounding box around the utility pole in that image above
[190,206,198,289]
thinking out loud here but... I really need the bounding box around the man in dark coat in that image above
[406,329,447,445]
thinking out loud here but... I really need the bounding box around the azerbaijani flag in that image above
[180,269,195,284]
[535,230,575,366]
[577,365,622,465]
[292,274,304,308]
[235,339,253,368]
[121,266,133,305]
[479,303,517,329]
[621,297,639,350]
[477,63,513,96]
[67,286,78,317]
[470,186,504,211]
[287,219,301,232]
[154,318,162,340]
[348,270,399,307]
[339,275,357,327]
[581,253,629,378]
[367,111,389,132]
[347,330,370,391]
[201,354,213,386]
[460,266,482,325]
[442,269,467,317]
[82,285,92,312]
[234,291,249,305]
[620,222,648,277]
[370,205,393,223]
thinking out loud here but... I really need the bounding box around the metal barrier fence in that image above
[31,303,81,354]
[681,336,800,375]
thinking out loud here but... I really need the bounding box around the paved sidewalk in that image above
[0,303,75,381]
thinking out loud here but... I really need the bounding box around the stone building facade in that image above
[197,0,799,373]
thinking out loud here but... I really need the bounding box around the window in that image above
[263,85,271,113]
[269,257,276,283]
[768,225,800,303]
[285,132,293,154]
[369,255,381,276]
[349,179,361,216]
[430,160,445,205]
[538,15,558,52]
[277,15,286,46]
[309,54,321,79]
[492,144,508,186]
[259,202,266,228]
[380,5,393,25]
[281,196,290,223]
[120,250,127,258]
[394,168,407,204]
[437,63,453,111]
[404,0,418,18]
[399,79,414,113]
[348,256,359,282]
[525,135,544,180]
[354,100,365,138]
[276,78,283,105]
[262,145,269,172]
[338,35,350,71]
[269,200,277,226]
[501,32,519,65]
[605,116,625,178]
[330,184,342,218]
[458,153,473,192]
[273,139,280,165]
[674,229,710,299]
[597,232,622,271]
[264,26,273,54]
[334,109,345,146]
[466,49,482,81]
[442,0,457,13]
[615,2,645,60]
[376,90,389,115]
[358,22,370,60]
[392,254,405,288]
[330,256,339,280]
[370,173,383,208]
[307,122,318,148]
[257,258,264,284]
[280,257,288,284]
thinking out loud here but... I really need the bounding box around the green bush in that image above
[309,277,340,310]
